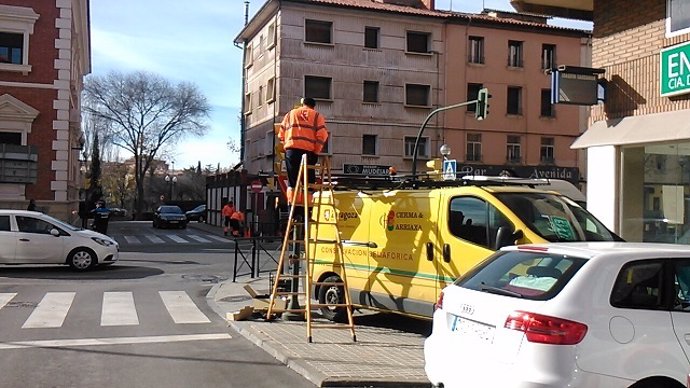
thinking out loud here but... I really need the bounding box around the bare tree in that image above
[83,71,210,218]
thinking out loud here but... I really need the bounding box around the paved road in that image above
[0,221,315,388]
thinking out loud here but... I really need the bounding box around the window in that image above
[468,36,484,64]
[406,31,430,54]
[363,134,377,155]
[244,93,252,115]
[0,132,21,145]
[405,84,430,107]
[365,27,379,49]
[267,22,276,49]
[16,216,54,235]
[304,76,332,100]
[672,260,690,311]
[611,261,663,309]
[404,136,428,158]
[466,133,482,162]
[305,19,332,44]
[244,44,253,68]
[667,0,690,37]
[0,32,21,64]
[448,196,510,249]
[508,40,523,67]
[266,77,276,102]
[321,136,331,154]
[258,86,263,107]
[507,135,521,163]
[466,83,482,113]
[541,89,554,117]
[540,137,555,163]
[541,44,555,69]
[363,81,379,103]
[0,215,9,231]
[0,6,38,73]
[507,86,522,115]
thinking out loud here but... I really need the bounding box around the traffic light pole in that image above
[410,100,476,180]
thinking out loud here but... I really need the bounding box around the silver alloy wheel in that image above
[69,249,94,271]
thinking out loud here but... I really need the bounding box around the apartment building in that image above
[513,0,690,243]
[0,0,90,220]
[235,0,589,185]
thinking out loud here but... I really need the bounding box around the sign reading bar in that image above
[661,41,690,97]
[343,164,391,177]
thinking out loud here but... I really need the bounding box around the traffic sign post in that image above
[251,180,262,193]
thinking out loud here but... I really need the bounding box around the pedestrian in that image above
[230,209,245,237]
[278,97,329,206]
[222,200,236,236]
[90,200,111,235]
[27,199,36,211]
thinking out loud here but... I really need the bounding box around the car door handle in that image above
[443,244,451,263]
[426,242,433,261]
[19,238,30,242]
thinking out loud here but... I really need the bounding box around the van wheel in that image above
[318,275,348,323]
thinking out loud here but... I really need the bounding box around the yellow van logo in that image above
[385,210,395,231]
[382,210,423,232]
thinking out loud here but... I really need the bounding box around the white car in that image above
[0,210,119,271]
[424,242,690,388]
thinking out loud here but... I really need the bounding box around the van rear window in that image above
[455,250,587,300]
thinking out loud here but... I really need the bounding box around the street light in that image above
[165,175,177,201]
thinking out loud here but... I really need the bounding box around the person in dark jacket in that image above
[91,201,111,235]
[27,199,37,211]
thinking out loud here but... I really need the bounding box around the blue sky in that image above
[89,0,590,171]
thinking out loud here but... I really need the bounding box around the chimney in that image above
[420,0,435,10]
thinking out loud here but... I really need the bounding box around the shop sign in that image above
[661,41,690,97]
[343,164,391,176]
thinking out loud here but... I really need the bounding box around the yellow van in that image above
[309,178,620,320]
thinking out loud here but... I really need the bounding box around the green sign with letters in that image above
[661,41,690,97]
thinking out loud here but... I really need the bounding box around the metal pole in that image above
[410,99,478,180]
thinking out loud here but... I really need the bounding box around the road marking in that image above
[0,293,16,309]
[188,235,212,243]
[145,234,165,244]
[165,235,189,244]
[124,235,141,244]
[101,292,139,326]
[159,291,210,324]
[0,333,232,350]
[22,292,75,329]
[205,235,230,243]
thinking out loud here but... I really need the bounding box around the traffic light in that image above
[475,88,490,121]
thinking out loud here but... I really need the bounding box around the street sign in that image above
[442,159,457,181]
[251,180,262,193]
[661,41,690,97]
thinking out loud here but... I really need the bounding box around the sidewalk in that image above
[189,221,431,388]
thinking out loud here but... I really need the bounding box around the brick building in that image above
[0,0,90,220]
[235,0,590,185]
[513,0,690,243]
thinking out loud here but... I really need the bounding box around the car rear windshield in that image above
[160,206,183,214]
[455,250,588,300]
[495,192,621,242]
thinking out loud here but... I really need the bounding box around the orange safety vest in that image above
[279,106,329,153]
[231,211,244,222]
[222,205,235,218]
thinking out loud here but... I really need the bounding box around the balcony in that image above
[0,144,38,184]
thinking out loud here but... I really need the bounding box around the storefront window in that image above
[621,142,690,243]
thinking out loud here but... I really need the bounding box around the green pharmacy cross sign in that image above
[661,41,690,97]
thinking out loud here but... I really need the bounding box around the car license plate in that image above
[451,315,495,343]
[170,220,178,223]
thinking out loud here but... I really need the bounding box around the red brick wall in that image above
[591,0,690,121]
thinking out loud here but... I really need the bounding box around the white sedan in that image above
[424,242,690,388]
[0,210,119,271]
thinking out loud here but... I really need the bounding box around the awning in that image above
[571,109,690,149]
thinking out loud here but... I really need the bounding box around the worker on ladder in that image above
[278,97,329,207]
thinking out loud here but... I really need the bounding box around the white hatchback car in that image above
[0,210,119,271]
[424,242,690,388]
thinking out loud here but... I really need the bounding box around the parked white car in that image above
[424,242,690,388]
[0,210,119,271]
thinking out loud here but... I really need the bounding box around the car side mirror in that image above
[50,228,60,237]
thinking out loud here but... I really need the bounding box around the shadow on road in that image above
[0,264,164,280]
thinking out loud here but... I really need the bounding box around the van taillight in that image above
[504,311,587,345]
[434,292,444,311]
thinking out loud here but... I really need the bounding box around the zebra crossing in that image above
[114,233,230,245]
[0,290,212,329]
